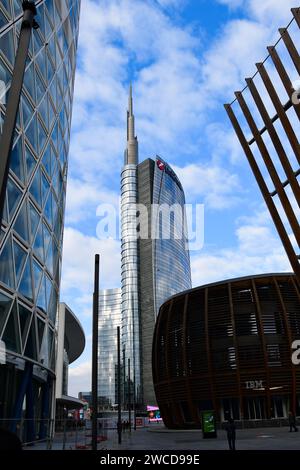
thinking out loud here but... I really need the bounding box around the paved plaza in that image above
[23,422,300,451]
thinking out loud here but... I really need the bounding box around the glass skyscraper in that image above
[98,288,122,408]
[0,0,80,441]
[137,157,192,406]
[119,89,192,408]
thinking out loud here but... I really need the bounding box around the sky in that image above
[61,0,298,396]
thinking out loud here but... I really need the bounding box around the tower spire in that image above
[129,82,133,116]
[125,83,138,165]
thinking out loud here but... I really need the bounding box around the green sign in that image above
[202,411,216,434]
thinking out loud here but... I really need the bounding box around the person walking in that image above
[288,411,298,432]
[225,418,236,450]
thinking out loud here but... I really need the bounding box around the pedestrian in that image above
[225,418,236,451]
[0,428,22,450]
[288,411,298,432]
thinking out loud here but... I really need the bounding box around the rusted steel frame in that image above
[245,77,300,204]
[224,103,300,284]
[227,283,244,419]
[273,276,297,414]
[270,169,300,196]
[182,294,198,425]
[256,62,300,167]
[164,299,182,425]
[248,101,293,145]
[251,279,272,418]
[267,45,300,121]
[204,288,218,415]
[279,28,300,77]
[291,275,300,301]
[235,91,300,244]
[291,8,300,28]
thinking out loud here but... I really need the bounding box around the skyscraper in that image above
[0,0,80,440]
[98,288,122,408]
[137,156,192,406]
[120,88,192,407]
[121,85,142,406]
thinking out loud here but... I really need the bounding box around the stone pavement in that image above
[23,423,300,451]
[105,424,300,451]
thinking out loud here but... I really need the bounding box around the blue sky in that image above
[61,0,297,395]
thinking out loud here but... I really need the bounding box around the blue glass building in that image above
[0,0,80,442]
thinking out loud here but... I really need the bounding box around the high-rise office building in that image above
[0,0,80,441]
[98,288,122,408]
[120,88,192,407]
[98,89,191,410]
[137,157,192,406]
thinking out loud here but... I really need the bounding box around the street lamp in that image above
[0,1,38,223]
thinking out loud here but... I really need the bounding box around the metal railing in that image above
[0,418,112,450]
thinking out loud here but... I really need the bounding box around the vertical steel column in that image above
[279,28,300,76]
[273,276,297,414]
[228,283,244,419]
[235,90,300,237]
[92,254,100,451]
[251,279,272,418]
[165,299,182,425]
[117,326,122,444]
[256,62,300,167]
[244,77,300,205]
[133,373,136,430]
[204,288,218,416]
[0,1,37,223]
[128,358,131,432]
[267,45,300,121]
[182,294,198,425]
[123,348,126,409]
[225,104,300,283]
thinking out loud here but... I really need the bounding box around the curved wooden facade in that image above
[152,274,300,428]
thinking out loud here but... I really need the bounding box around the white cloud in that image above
[191,209,292,286]
[61,227,121,295]
[69,361,91,397]
[173,162,243,209]
[217,0,296,22]
[65,178,119,224]
[155,0,184,7]
[247,0,297,24]
[217,0,244,8]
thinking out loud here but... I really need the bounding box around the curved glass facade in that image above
[0,0,80,438]
[98,288,122,408]
[118,90,192,409]
[152,157,192,314]
[121,165,141,405]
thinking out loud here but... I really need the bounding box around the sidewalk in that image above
[23,424,300,451]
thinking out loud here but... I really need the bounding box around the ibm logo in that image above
[245,380,263,390]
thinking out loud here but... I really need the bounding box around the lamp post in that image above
[133,374,136,430]
[117,326,122,444]
[0,1,38,223]
[128,358,131,432]
[91,254,100,451]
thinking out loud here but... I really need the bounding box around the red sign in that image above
[157,159,165,171]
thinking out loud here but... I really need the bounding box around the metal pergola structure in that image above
[225,7,300,287]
